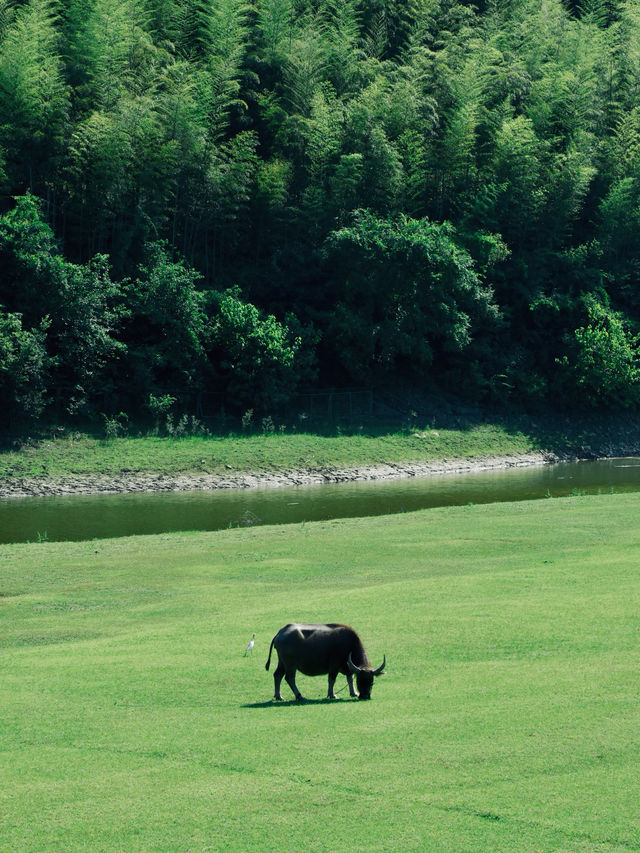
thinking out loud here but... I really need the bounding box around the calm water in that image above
[2,457,640,544]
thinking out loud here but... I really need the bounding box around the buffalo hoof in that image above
[295,695,306,702]
[273,696,284,702]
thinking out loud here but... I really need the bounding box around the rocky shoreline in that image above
[0,450,570,499]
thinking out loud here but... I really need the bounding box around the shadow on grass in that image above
[243,697,354,709]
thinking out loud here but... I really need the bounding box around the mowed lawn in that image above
[1,494,638,851]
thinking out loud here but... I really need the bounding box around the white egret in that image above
[244,633,256,656]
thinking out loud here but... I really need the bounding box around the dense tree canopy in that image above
[2,0,640,428]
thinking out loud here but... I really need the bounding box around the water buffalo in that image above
[265,623,385,701]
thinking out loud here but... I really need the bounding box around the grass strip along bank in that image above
[1,493,638,851]
[1,424,539,482]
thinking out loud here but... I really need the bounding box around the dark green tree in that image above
[0,194,124,417]
[322,210,499,390]
[121,242,210,407]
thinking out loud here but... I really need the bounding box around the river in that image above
[2,457,640,544]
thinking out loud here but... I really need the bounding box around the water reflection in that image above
[1,457,639,544]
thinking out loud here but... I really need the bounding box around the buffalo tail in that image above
[265,637,275,670]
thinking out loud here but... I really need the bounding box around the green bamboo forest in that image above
[2,0,640,431]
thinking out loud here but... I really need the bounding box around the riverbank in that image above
[0,450,559,498]
[2,416,639,499]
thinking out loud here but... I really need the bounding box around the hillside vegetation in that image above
[2,0,640,430]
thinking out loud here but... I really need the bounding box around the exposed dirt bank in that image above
[0,450,576,498]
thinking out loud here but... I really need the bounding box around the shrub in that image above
[210,287,316,412]
[0,309,49,429]
[556,294,640,409]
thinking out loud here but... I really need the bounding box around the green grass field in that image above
[0,423,538,482]
[1,494,638,851]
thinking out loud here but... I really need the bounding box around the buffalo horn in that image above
[347,652,362,675]
[348,653,386,675]
[372,655,386,676]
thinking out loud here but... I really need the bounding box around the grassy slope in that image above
[1,494,639,851]
[0,424,539,481]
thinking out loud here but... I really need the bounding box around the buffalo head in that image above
[347,652,386,700]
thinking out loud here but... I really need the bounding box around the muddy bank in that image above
[0,450,572,498]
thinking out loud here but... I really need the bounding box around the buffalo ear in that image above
[372,655,386,676]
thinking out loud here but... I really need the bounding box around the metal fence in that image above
[289,389,374,422]
[195,388,374,424]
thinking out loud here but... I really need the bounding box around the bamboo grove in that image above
[2,0,640,429]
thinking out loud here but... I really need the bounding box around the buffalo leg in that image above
[284,670,304,701]
[273,662,286,701]
[327,672,339,699]
[347,673,358,699]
